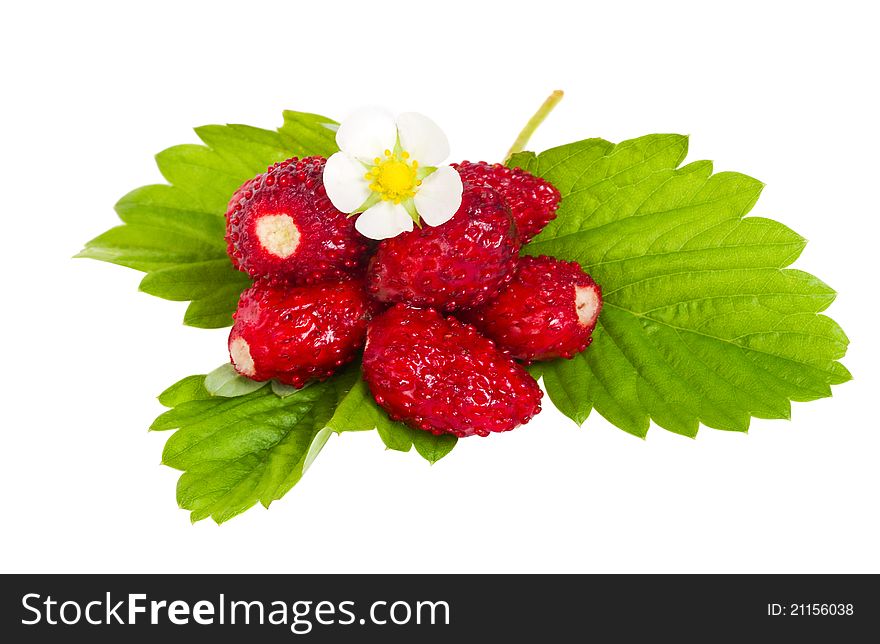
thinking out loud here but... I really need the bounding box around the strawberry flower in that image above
[323,108,463,240]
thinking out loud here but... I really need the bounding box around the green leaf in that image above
[157,375,211,408]
[155,366,456,522]
[325,369,456,460]
[271,381,301,398]
[138,260,249,301]
[330,379,414,453]
[78,111,340,328]
[376,417,417,453]
[326,378,384,433]
[514,134,850,437]
[538,357,593,426]
[204,363,268,397]
[411,431,458,464]
[182,282,251,329]
[278,111,339,158]
[156,375,341,524]
[506,150,537,172]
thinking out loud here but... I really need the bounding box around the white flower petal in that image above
[323,152,371,213]
[355,201,414,240]
[414,166,463,227]
[396,112,450,166]
[335,107,398,162]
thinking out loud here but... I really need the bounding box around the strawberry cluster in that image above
[224,158,602,438]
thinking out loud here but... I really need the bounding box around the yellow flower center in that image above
[365,150,421,203]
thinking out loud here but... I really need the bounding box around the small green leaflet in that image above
[509,134,850,437]
[77,111,339,328]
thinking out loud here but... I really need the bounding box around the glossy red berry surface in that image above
[225,157,370,284]
[362,304,543,437]
[367,187,519,311]
[453,161,561,243]
[463,255,602,361]
[229,279,377,388]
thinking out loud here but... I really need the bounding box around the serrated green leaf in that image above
[514,134,849,436]
[79,111,339,328]
[158,376,339,523]
[154,365,455,522]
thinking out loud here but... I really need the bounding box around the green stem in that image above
[505,90,564,162]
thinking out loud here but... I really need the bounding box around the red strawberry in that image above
[362,304,542,437]
[463,255,602,361]
[367,186,519,311]
[229,279,376,388]
[227,174,261,212]
[225,156,370,284]
[453,161,560,243]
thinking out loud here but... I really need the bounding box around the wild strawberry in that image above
[367,186,519,311]
[229,279,376,388]
[453,161,560,243]
[362,304,542,437]
[463,255,602,361]
[225,157,370,284]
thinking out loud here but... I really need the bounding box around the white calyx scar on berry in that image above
[255,213,301,258]
[575,285,601,327]
[230,337,256,376]
[323,107,464,240]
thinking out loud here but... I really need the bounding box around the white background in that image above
[2,0,877,573]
